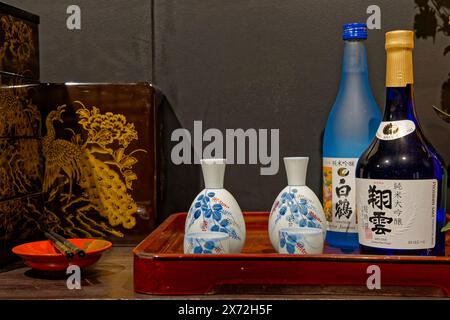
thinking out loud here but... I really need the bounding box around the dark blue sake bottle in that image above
[355,30,447,256]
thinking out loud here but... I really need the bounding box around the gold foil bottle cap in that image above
[385,30,414,50]
[385,30,414,87]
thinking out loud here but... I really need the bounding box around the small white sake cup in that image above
[184,232,230,254]
[278,227,324,255]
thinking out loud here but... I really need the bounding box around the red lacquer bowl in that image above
[12,238,112,272]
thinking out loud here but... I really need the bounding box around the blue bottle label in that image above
[356,178,437,250]
[323,157,358,233]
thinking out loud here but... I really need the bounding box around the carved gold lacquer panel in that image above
[0,83,40,137]
[0,84,160,265]
[42,101,148,238]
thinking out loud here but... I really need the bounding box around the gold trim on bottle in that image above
[385,30,414,87]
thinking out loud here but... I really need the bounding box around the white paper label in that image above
[323,158,358,233]
[356,178,437,250]
[376,120,416,140]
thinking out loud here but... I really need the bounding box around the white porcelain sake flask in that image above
[185,158,246,253]
[268,157,327,250]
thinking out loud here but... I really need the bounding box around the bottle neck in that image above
[342,40,369,73]
[383,46,416,122]
[383,84,417,122]
[337,40,371,94]
[386,47,413,87]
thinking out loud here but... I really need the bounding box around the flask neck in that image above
[201,159,226,189]
[284,157,308,186]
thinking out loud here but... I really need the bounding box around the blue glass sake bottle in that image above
[323,23,381,252]
[356,30,447,256]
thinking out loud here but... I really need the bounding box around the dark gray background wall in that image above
[4,0,450,212]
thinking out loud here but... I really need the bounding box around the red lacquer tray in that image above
[133,212,450,296]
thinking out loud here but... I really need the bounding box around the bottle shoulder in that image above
[323,105,381,157]
[323,73,381,157]
[356,132,446,180]
[324,95,380,132]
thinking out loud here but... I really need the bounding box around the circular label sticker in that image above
[376,120,416,141]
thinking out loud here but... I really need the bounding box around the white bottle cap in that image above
[284,157,309,186]
[200,158,226,189]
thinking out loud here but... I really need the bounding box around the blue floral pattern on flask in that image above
[273,187,322,230]
[187,190,241,241]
